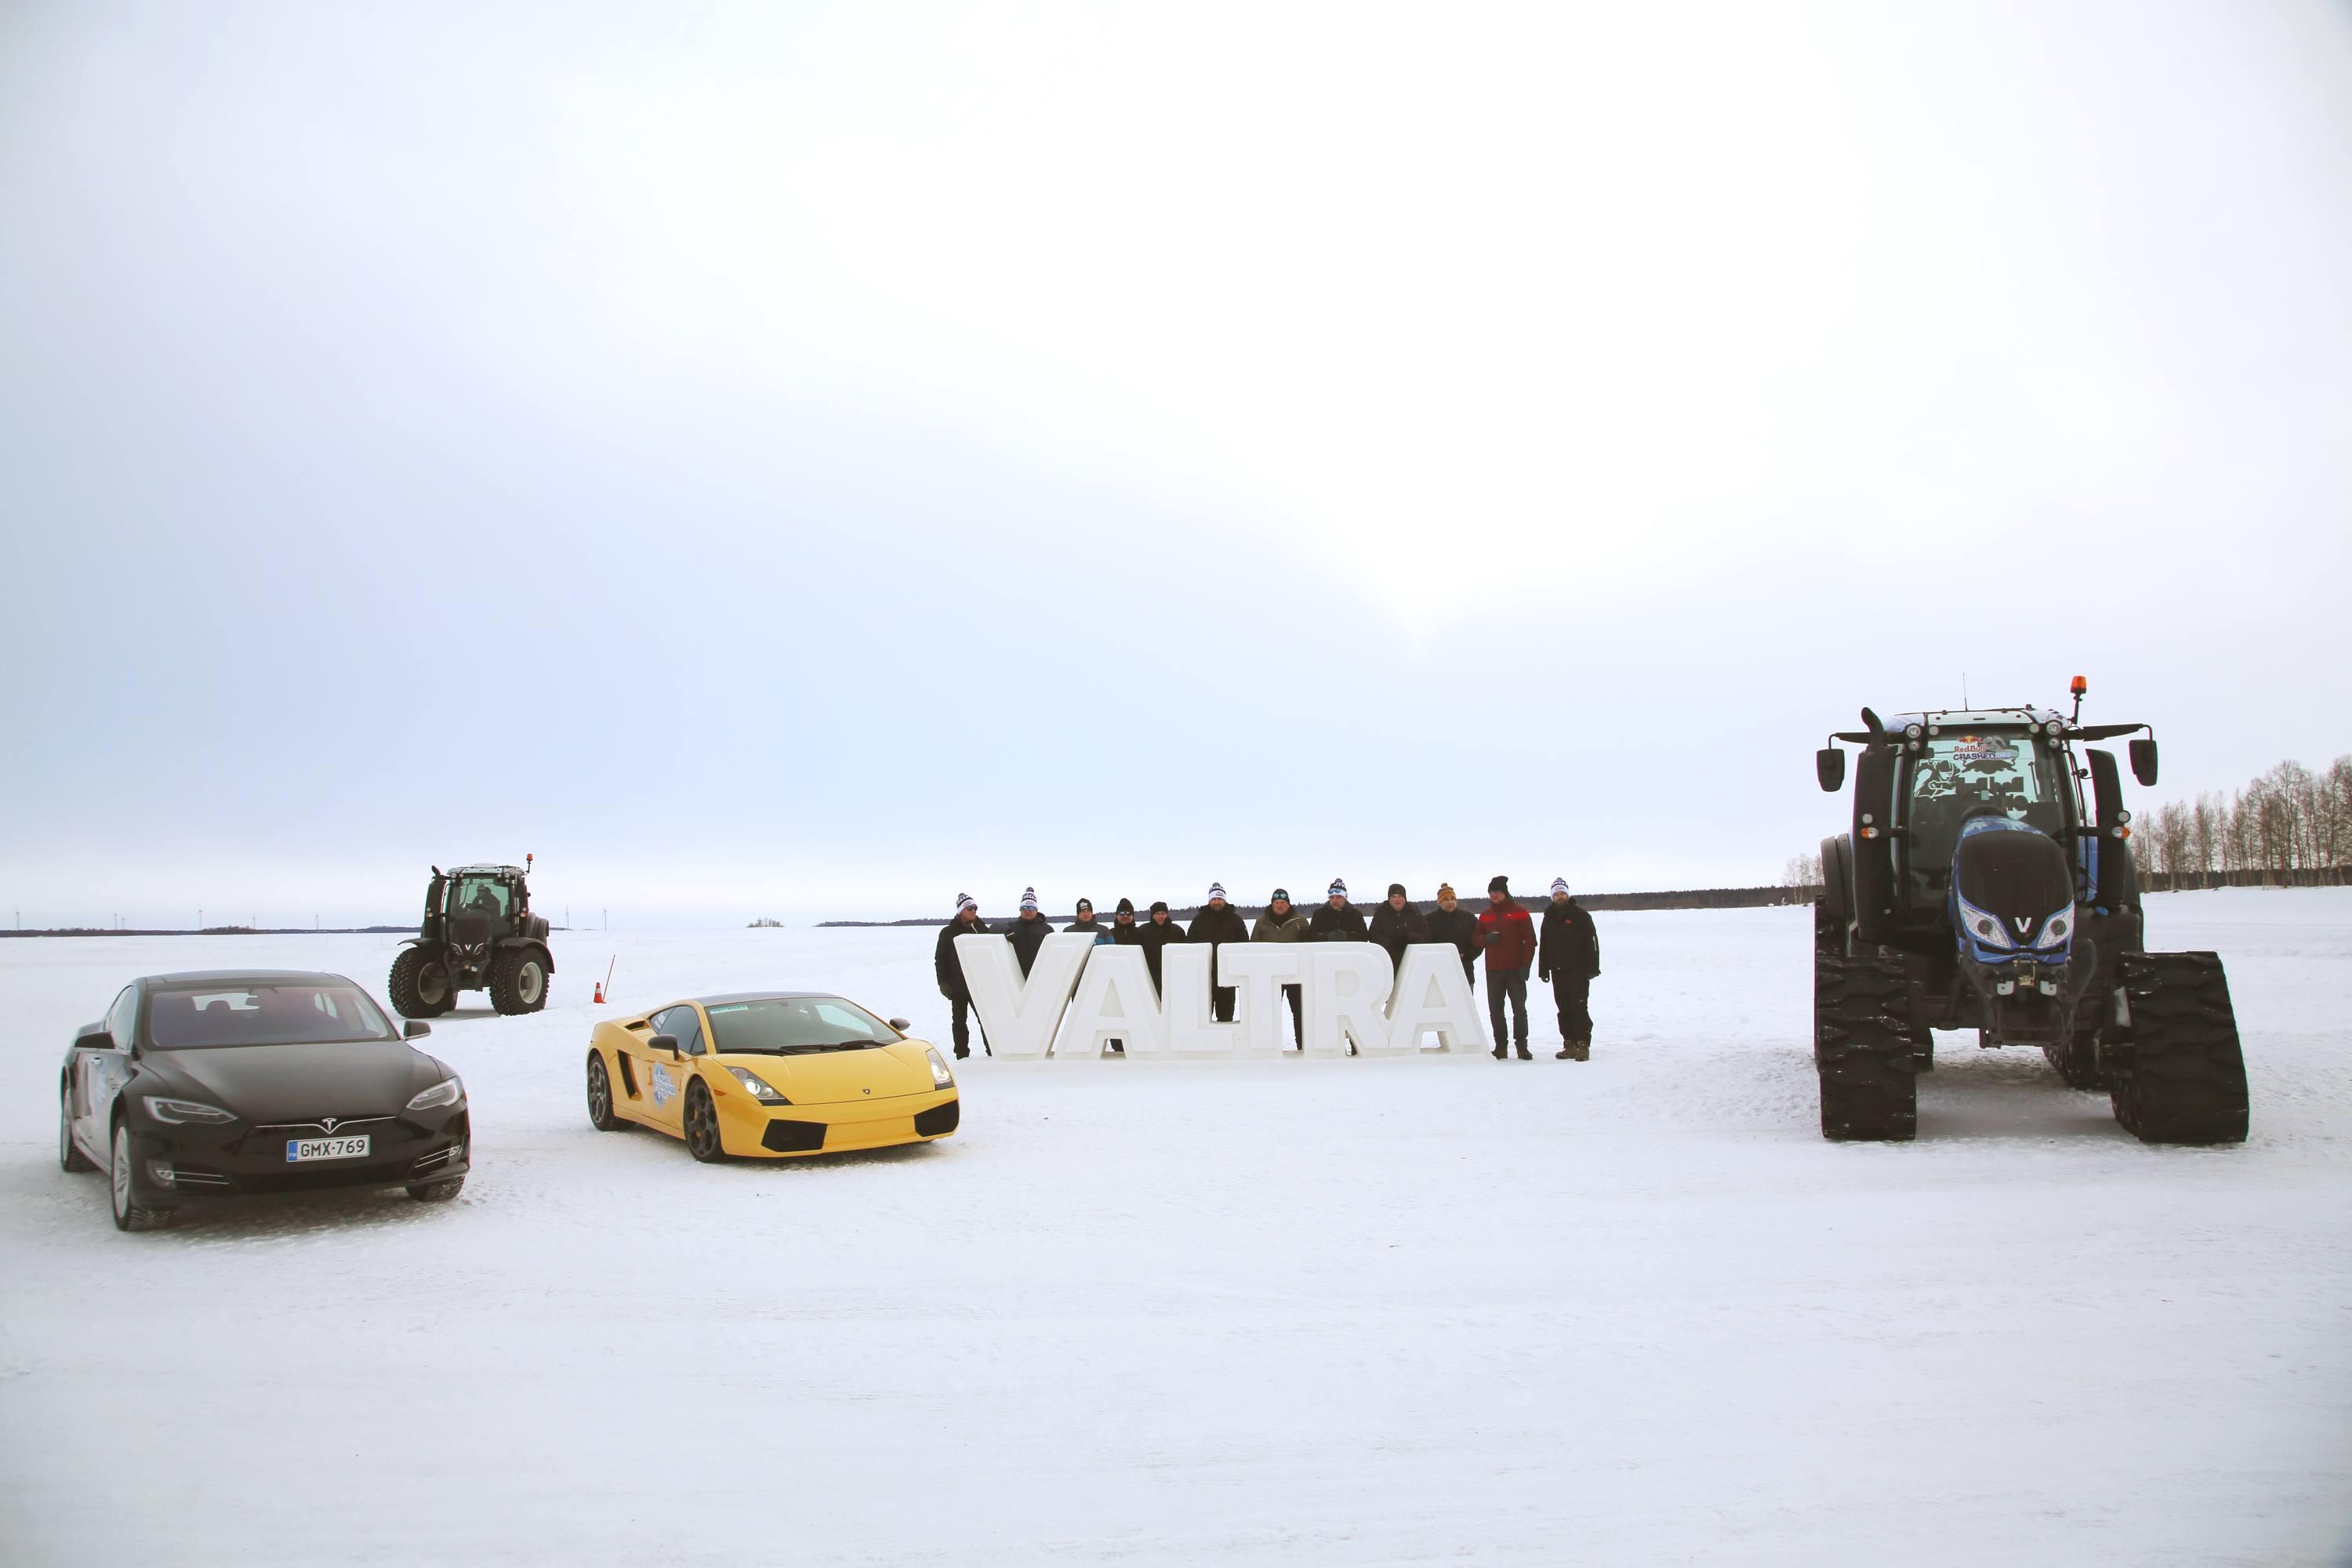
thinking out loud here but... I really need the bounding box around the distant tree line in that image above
[2131,755,2352,891]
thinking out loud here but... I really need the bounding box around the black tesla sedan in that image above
[58,969,471,1231]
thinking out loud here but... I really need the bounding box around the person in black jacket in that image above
[1007,886,1053,978]
[1308,878,1368,941]
[933,892,993,1058]
[1367,883,1430,978]
[1064,897,1110,945]
[1188,883,1250,1022]
[1425,883,1479,993]
[1538,877,1601,1059]
[1135,900,1186,995]
[1110,898,1141,947]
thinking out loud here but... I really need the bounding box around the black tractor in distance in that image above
[1811,678,2248,1145]
[388,862,555,1018]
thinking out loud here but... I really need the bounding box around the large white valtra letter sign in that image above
[956,937,1486,1058]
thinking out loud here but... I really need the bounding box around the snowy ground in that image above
[2,891,2348,1566]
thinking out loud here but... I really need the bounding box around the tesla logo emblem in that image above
[321,1116,339,1133]
[2013,916,2033,935]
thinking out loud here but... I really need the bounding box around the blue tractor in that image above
[1811,678,2248,1144]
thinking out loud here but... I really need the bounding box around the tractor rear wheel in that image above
[2108,952,2249,1145]
[1815,942,1916,1142]
[388,948,456,1018]
[2044,1024,2109,1090]
[488,949,549,1015]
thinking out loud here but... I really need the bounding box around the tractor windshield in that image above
[1904,730,2067,895]
[450,877,514,924]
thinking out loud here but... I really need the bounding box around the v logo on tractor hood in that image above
[2013,916,2034,935]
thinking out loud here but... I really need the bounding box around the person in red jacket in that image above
[1476,875,1537,1058]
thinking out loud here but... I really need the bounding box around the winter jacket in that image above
[1252,907,1311,942]
[1308,901,1369,942]
[1065,917,1112,946]
[1187,902,1250,983]
[1111,920,1145,950]
[934,915,993,999]
[1367,901,1431,971]
[1006,911,1054,977]
[1538,899,1600,982]
[1425,904,1479,966]
[1475,898,1537,971]
[1135,917,1188,989]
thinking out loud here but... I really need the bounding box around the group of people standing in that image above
[931,875,1601,1062]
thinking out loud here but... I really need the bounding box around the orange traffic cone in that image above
[593,980,604,1004]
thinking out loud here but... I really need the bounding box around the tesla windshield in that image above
[703,996,902,1054]
[146,983,398,1049]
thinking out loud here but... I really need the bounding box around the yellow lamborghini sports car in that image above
[583,991,959,1160]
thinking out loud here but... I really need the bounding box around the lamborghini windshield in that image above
[703,996,903,1054]
[1907,730,2067,875]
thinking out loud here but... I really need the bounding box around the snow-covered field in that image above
[2,891,2348,1566]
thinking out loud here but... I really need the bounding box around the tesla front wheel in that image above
[110,1123,176,1232]
[406,1176,466,1202]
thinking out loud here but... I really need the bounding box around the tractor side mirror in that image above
[403,1020,432,1040]
[2129,738,2158,787]
[650,1033,680,1057]
[887,1018,911,1033]
[1816,748,1846,793]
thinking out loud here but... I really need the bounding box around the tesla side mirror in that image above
[74,1025,116,1051]
[650,1033,680,1057]
[403,1020,432,1040]
[2129,737,2158,787]
[1816,747,1846,793]
[887,1018,911,1033]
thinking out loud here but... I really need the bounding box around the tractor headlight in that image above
[144,1097,234,1125]
[407,1076,465,1112]
[725,1066,789,1104]
[1956,895,2015,950]
[2034,910,2074,949]
[927,1048,955,1089]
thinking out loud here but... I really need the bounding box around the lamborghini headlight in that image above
[927,1048,955,1089]
[407,1076,465,1112]
[726,1066,788,1105]
[1956,895,2015,950]
[2034,909,2074,949]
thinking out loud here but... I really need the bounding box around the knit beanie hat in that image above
[1207,882,1227,901]
[1488,875,1510,894]
[1387,882,1406,898]
[1076,898,1094,914]
[1436,883,1456,899]
[1551,877,1570,895]
[1328,878,1347,898]
[1116,898,1135,915]
[1271,887,1290,903]
[1150,900,1170,915]
[956,892,976,913]
[1021,887,1039,911]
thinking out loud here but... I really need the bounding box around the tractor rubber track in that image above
[2108,951,2249,1145]
[1815,940,1916,1142]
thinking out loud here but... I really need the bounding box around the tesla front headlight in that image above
[2035,909,2074,949]
[407,1076,465,1112]
[1956,895,2015,950]
[726,1066,788,1104]
[927,1048,955,1089]
[145,1097,234,1125]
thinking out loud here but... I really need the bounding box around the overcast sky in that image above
[3,2,2348,929]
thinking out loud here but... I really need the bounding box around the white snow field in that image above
[2,891,2348,1566]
